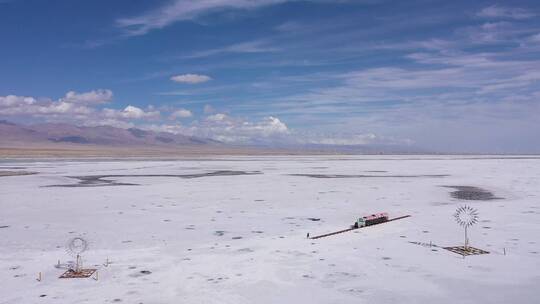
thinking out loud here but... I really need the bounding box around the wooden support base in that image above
[59,268,97,279]
[443,246,489,256]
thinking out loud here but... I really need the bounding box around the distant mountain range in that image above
[0,120,218,147]
[0,120,428,156]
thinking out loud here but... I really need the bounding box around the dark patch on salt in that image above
[44,170,261,187]
[232,236,243,240]
[408,241,440,248]
[237,248,254,252]
[307,218,321,221]
[290,173,449,178]
[0,225,9,229]
[129,270,151,278]
[347,288,364,294]
[0,170,38,177]
[431,201,452,206]
[443,186,501,201]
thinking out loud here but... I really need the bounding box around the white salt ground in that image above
[0,155,539,303]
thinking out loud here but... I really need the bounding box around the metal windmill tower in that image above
[65,237,89,273]
[453,205,479,249]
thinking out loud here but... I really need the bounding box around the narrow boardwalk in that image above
[310,215,411,239]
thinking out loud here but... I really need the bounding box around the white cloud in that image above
[137,114,290,142]
[0,89,116,119]
[36,102,92,115]
[0,90,292,145]
[141,123,187,135]
[122,105,147,119]
[528,33,540,43]
[248,22,540,152]
[60,89,113,105]
[477,5,536,20]
[116,0,291,36]
[171,74,212,84]
[0,95,93,116]
[456,21,537,44]
[274,21,304,32]
[0,90,168,127]
[83,118,135,129]
[184,40,279,58]
[192,113,289,143]
[169,108,193,119]
[299,133,413,146]
[203,104,215,114]
[254,116,288,135]
[0,95,36,107]
[0,90,419,148]
[205,113,228,122]
[279,49,540,108]
[103,105,160,120]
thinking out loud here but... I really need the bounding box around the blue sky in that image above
[1,0,539,152]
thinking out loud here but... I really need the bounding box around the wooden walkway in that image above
[309,215,411,239]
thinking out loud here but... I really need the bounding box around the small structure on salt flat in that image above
[353,212,389,228]
[443,205,489,256]
[59,237,97,279]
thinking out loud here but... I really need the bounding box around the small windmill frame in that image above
[454,205,479,249]
[59,237,97,279]
[444,205,489,256]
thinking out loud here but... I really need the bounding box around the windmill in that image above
[59,236,96,278]
[66,237,89,273]
[453,205,479,249]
